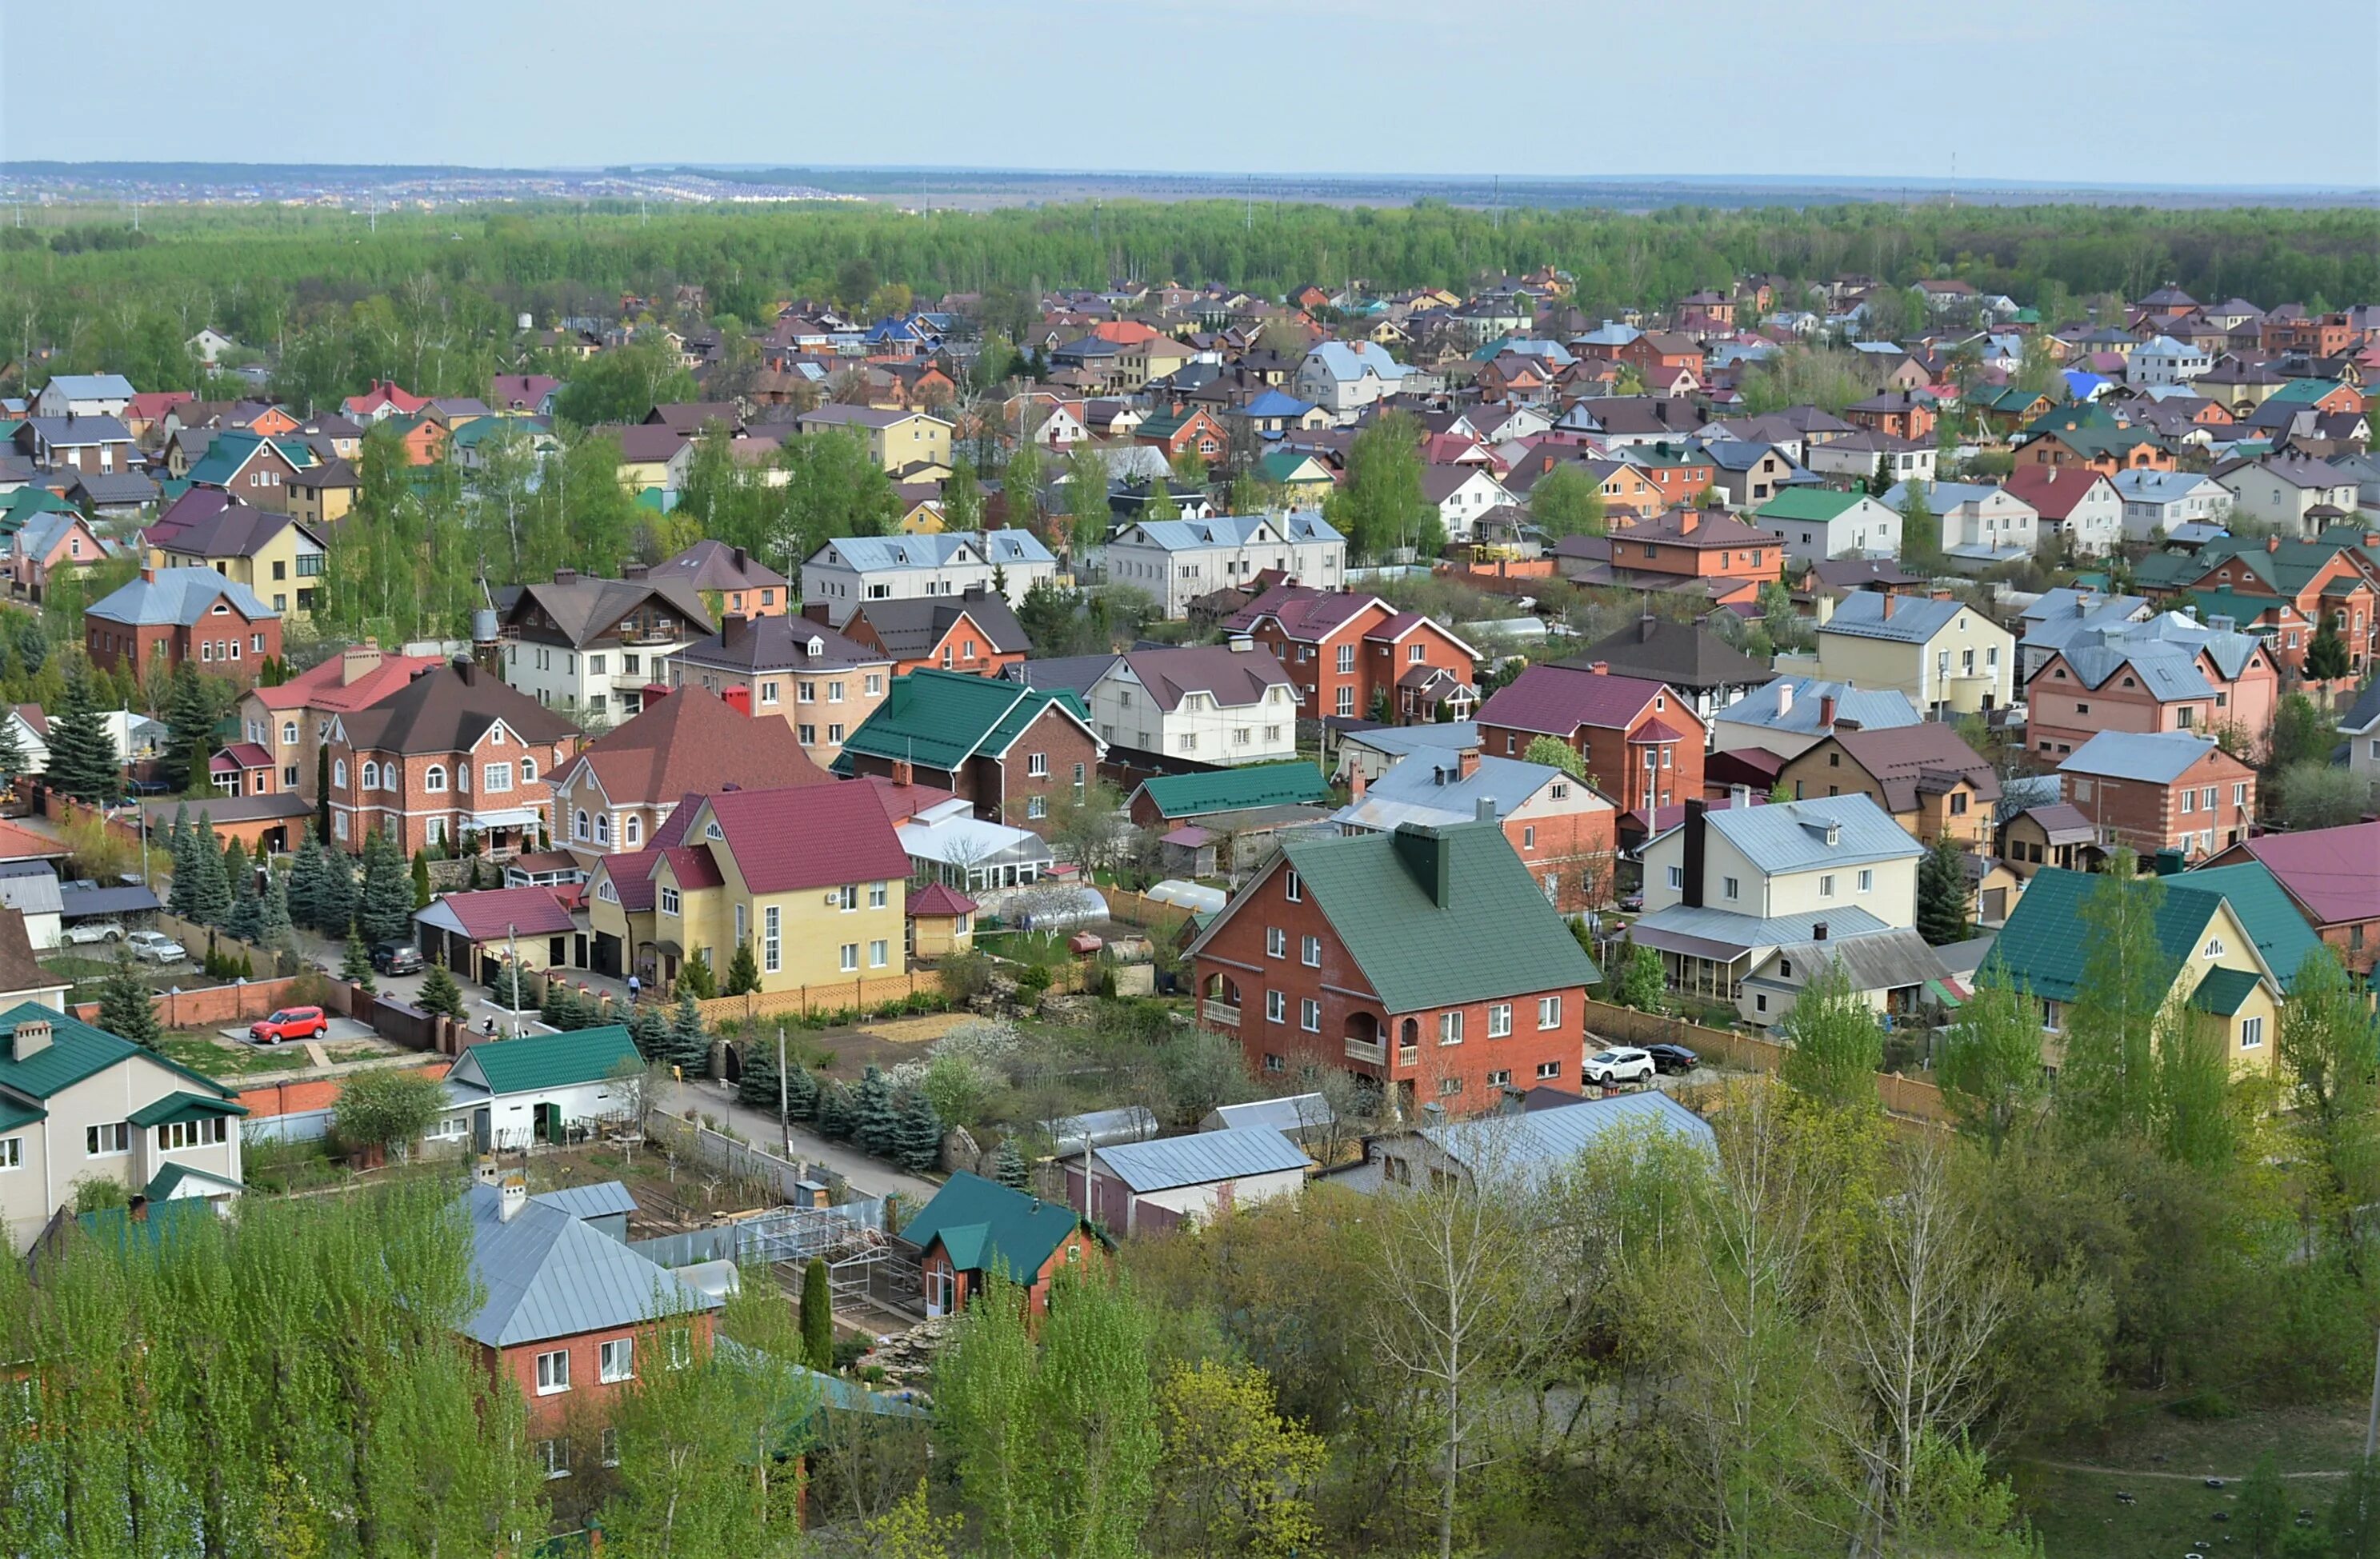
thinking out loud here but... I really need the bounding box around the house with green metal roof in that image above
[445,1025,642,1152]
[833,668,1103,834]
[1187,818,1601,1118]
[900,1169,1106,1316]
[1126,761,1330,826]
[1750,486,1906,565]
[1984,867,2284,1077]
[184,430,319,496]
[0,1001,247,1253]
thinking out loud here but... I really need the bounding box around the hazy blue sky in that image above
[6,0,2377,188]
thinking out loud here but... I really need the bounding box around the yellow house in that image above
[586,781,911,994]
[1808,592,2017,718]
[794,406,954,478]
[286,461,358,531]
[1118,334,1199,390]
[149,506,328,620]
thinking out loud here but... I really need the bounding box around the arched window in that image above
[423,766,447,793]
[596,815,612,845]
[624,816,642,847]
[574,809,590,841]
[360,762,379,789]
[1400,1017,1422,1048]
[333,759,348,788]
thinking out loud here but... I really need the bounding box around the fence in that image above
[1100,889,1195,937]
[1582,998,1951,1127]
[690,969,942,1030]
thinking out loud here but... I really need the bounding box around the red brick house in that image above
[2201,822,2380,976]
[85,567,282,684]
[901,1170,1107,1317]
[1846,390,1938,441]
[1623,444,1718,508]
[1187,818,1602,1118]
[1477,662,1708,821]
[324,660,582,857]
[1224,585,1480,723]
[1617,333,1702,378]
[834,669,1105,833]
[1337,746,1620,912]
[1134,406,1230,462]
[829,588,1030,680]
[2024,626,2280,762]
[2151,534,2380,677]
[2058,730,2257,861]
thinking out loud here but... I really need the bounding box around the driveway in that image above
[219,1014,378,1046]
[661,1076,938,1204]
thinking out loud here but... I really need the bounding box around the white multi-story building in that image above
[494,566,714,722]
[2114,470,2231,539]
[798,530,1057,627]
[1294,342,1410,424]
[1082,644,1301,764]
[1103,511,1345,618]
[2128,335,2213,387]
[1885,479,2040,573]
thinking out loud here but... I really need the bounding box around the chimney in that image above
[11,1019,50,1060]
[1811,920,1830,941]
[1638,613,1657,642]
[1587,661,1610,675]
[497,1172,529,1224]
[1682,799,1707,909]
[892,758,914,789]
[1776,681,1794,716]
[2074,594,2090,617]
[554,566,578,586]
[1678,509,1698,534]
[1880,594,1895,619]
[141,565,156,584]
[2266,536,2280,554]
[732,545,750,570]
[622,562,649,581]
[1729,782,1750,809]
[1819,693,1836,728]
[1835,718,1862,733]
[1474,796,1498,824]
[721,683,751,717]
[1348,767,1367,801]
[722,612,749,646]
[453,658,476,686]
[1458,747,1480,780]
[341,639,383,686]
[642,682,671,706]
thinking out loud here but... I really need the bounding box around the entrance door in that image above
[549,935,567,968]
[593,933,622,977]
[536,1102,562,1145]
[473,1108,492,1153]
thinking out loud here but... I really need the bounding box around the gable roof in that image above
[2218,822,2380,929]
[2058,730,2234,785]
[502,572,714,648]
[1130,762,1328,820]
[1987,867,2294,1003]
[1334,752,1602,833]
[652,538,790,593]
[572,687,825,804]
[151,502,315,562]
[0,1001,236,1103]
[1694,793,1925,873]
[846,591,1030,660]
[1200,819,1600,1014]
[87,567,277,628]
[1093,1126,1309,1193]
[690,781,911,894]
[1566,616,1769,690]
[1413,1093,1714,1189]
[1754,488,1879,524]
[462,1178,718,1349]
[676,614,887,674]
[456,1025,641,1096]
[813,530,1053,575]
[338,663,578,756]
[899,1169,1098,1278]
[2171,861,2330,989]
[837,669,1095,773]
[1113,644,1294,711]
[1819,591,1976,645]
[1815,724,2002,811]
[1476,662,1674,737]
[424,886,578,942]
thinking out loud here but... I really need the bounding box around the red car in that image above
[249,1006,330,1045]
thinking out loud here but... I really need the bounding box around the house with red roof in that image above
[546,686,824,865]
[2201,821,2380,976]
[342,380,431,422]
[1225,584,1480,724]
[234,641,447,801]
[415,885,581,982]
[1476,662,1709,822]
[586,782,910,993]
[2004,466,2123,558]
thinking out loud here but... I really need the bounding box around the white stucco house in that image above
[2128,335,2213,387]
[2216,454,2360,537]
[1750,489,1905,565]
[1102,511,1345,618]
[798,531,1058,626]
[2113,470,2230,539]
[1294,342,1410,424]
[1084,644,1302,763]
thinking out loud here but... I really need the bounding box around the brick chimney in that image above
[622,561,649,581]
[554,566,578,586]
[497,1171,528,1223]
[722,613,749,647]
[732,546,750,571]
[1819,693,1836,727]
[2266,536,2281,554]
[892,758,914,788]
[1458,747,1480,779]
[1348,766,1367,801]
[720,683,750,717]
[1678,508,1699,534]
[1880,593,1896,619]
[1586,660,1609,675]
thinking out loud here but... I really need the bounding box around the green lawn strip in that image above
[153,1032,310,1079]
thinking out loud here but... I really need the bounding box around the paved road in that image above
[660,1075,938,1203]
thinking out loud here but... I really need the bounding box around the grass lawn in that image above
[153,1032,310,1080]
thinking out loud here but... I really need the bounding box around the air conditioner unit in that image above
[825,892,841,906]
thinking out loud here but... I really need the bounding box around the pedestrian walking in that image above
[627,973,642,1004]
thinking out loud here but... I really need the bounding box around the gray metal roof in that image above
[1702,794,1925,873]
[1203,1093,1335,1135]
[1745,927,1949,993]
[1416,1094,1714,1188]
[1340,722,1481,758]
[1093,1125,1309,1193]
[2058,730,2228,785]
[0,873,63,917]
[462,1180,718,1349]
[1334,752,1605,834]
[530,1181,641,1221]
[1820,591,1975,645]
[1627,902,1891,961]
[1716,677,1921,737]
[815,530,1054,574]
[58,885,161,919]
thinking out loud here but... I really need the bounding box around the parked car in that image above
[371,941,424,977]
[1643,1042,1700,1076]
[1618,891,1645,913]
[61,921,125,945]
[1583,1046,1657,1086]
[249,1006,330,1045]
[125,929,186,965]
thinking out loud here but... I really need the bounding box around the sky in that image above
[6,0,2378,190]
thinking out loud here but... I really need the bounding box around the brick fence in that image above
[1582,998,1950,1126]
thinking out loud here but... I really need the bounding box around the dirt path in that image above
[2017,1457,2347,1481]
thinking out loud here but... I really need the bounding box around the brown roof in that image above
[570,687,826,805]
[498,570,714,648]
[653,538,790,594]
[1815,724,2001,813]
[1116,644,1295,712]
[0,908,58,998]
[337,662,578,757]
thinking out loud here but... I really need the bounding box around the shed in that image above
[1200,1092,1338,1145]
[898,1169,1107,1316]
[905,881,978,959]
[444,1025,642,1152]
[414,886,580,984]
[1074,1126,1309,1234]
[0,863,62,950]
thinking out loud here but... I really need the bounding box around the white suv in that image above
[126,930,188,965]
[1583,1046,1656,1086]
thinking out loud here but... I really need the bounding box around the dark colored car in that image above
[1643,1042,1700,1075]
[1618,891,1645,913]
[372,941,425,976]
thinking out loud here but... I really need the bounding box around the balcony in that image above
[1398,1045,1420,1069]
[1344,1036,1385,1065]
[1201,1001,1240,1027]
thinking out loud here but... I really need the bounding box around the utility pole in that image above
[506,921,522,1037]
[777,1024,790,1157]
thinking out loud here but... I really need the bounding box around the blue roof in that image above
[814,530,1054,574]
[462,1179,719,1348]
[42,374,136,401]
[2058,730,2226,784]
[1241,390,1316,418]
[1629,902,1893,958]
[1700,794,1925,873]
[1334,752,1600,833]
[1119,511,1341,551]
[1302,342,1408,383]
[1716,677,1922,737]
[87,566,278,628]
[1093,1125,1310,1193]
[1415,1094,1714,1189]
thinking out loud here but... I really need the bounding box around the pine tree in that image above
[166,814,203,918]
[626,1001,670,1061]
[256,867,293,949]
[667,989,710,1073]
[222,836,251,900]
[736,1035,781,1109]
[799,1257,835,1373]
[410,849,433,910]
[358,831,413,946]
[783,1061,818,1122]
[185,814,233,926]
[160,664,218,795]
[166,801,192,864]
[852,1065,900,1159]
[675,951,718,999]
[540,973,567,1029]
[418,958,469,1021]
[44,667,121,803]
[896,1091,944,1174]
[995,1136,1030,1189]
[489,960,532,1011]
[815,1081,854,1140]
[341,921,378,992]
[286,828,329,930]
[2305,620,2352,681]
[1916,834,1970,946]
[96,947,162,1049]
[224,854,264,944]
[0,711,26,787]
[724,938,762,997]
[318,849,358,936]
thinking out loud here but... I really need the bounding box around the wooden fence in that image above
[1582,998,1950,1126]
[1101,889,1195,937]
[690,970,942,1030]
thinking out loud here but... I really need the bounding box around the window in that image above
[281,721,298,746]
[865,673,884,697]
[625,816,642,847]
[1300,934,1321,967]
[360,761,379,789]
[86,1122,130,1157]
[158,1117,228,1152]
[599,1338,634,1384]
[589,654,607,676]
[535,1350,570,1394]
[1028,752,1048,778]
[1266,926,1287,958]
[665,1328,693,1369]
[1666,865,1683,890]
[1522,825,1535,849]
[761,681,781,706]
[0,1138,19,1171]
[798,681,816,704]
[764,906,781,973]
[1439,1011,1463,1045]
[1026,795,1047,820]
[839,943,859,973]
[1262,1052,1286,1073]
[1857,869,1873,893]
[659,887,681,916]
[483,762,514,793]
[1538,995,1562,1029]
[1299,997,1321,1032]
[1488,1002,1513,1037]
[423,765,446,793]
[2239,1015,2265,1049]
[2203,937,2225,958]
[1819,873,1837,898]
[2180,789,2194,813]
[537,1437,571,1480]
[1284,870,1301,902]
[1536,1060,1562,1080]
[1335,645,1354,674]
[828,681,844,703]
[1266,990,1286,1024]
[798,724,817,745]
[1438,1076,1464,1098]
[2233,782,2247,807]
[869,881,889,909]
[1722,875,1739,901]
[870,940,889,969]
[594,815,612,846]
[1488,1068,1513,1087]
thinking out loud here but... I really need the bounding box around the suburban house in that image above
[1774,722,2001,849]
[14,415,136,476]
[2057,731,2258,860]
[2018,589,2156,680]
[146,502,327,618]
[1631,795,1942,1024]
[901,1171,1106,1317]
[668,614,894,771]
[1476,662,1707,821]
[1187,817,1601,1118]
[0,1003,248,1253]
[1986,868,2294,1075]
[85,568,282,683]
[831,587,1031,680]
[459,1170,722,1458]
[2114,470,2230,538]
[834,670,1104,833]
[1710,675,1926,760]
[2199,822,2380,977]
[798,531,1057,626]
[1879,480,2040,573]
[1294,342,1410,423]
[2004,466,2125,557]
[1752,489,1905,565]
[184,431,321,512]
[2216,453,2359,534]
[549,686,825,862]
[650,540,792,618]
[1420,465,1515,543]
[1079,643,1302,765]
[1126,762,1332,834]
[1106,513,1346,618]
[1366,1092,1714,1193]
[1560,508,1785,599]
[790,405,954,478]
[5,510,114,602]
[415,885,582,983]
[1810,592,2016,716]
[495,567,716,722]
[896,793,1055,904]
[1226,583,1479,723]
[1564,616,1771,736]
[1997,803,2103,881]
[285,458,359,529]
[588,781,910,993]
[2023,614,2278,760]
[1071,1125,1309,1236]
[1801,430,1937,488]
[1334,746,1618,913]
[324,660,582,857]
[2346,680,2380,806]
[34,374,136,419]
[2138,530,2380,678]
[234,642,445,801]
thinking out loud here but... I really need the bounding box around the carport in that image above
[410,885,580,986]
